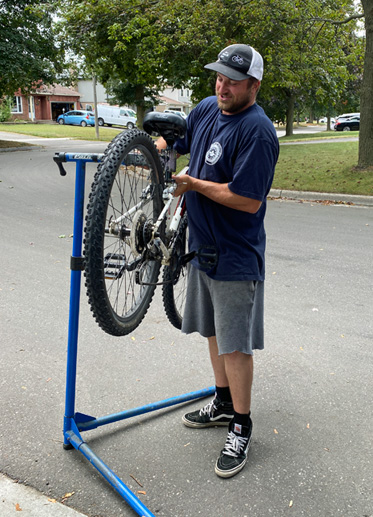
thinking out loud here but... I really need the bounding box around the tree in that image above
[0,0,62,97]
[56,0,175,127]
[358,0,373,167]
[257,0,362,136]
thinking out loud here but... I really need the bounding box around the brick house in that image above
[12,84,81,122]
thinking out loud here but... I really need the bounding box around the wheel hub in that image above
[130,211,155,256]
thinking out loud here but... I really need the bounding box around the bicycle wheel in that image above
[162,214,188,330]
[84,130,164,336]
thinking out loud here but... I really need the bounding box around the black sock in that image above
[233,411,251,428]
[215,386,232,404]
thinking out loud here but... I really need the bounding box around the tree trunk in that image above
[135,84,146,130]
[285,92,296,136]
[358,0,373,167]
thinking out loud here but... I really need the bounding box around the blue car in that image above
[57,110,95,127]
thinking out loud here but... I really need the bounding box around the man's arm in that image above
[155,137,167,152]
[172,174,262,214]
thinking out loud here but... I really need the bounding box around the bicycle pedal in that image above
[104,253,126,280]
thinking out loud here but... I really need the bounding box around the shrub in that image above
[0,99,12,122]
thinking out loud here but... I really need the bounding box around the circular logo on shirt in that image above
[205,141,222,165]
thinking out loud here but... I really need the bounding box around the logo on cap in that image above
[232,55,244,65]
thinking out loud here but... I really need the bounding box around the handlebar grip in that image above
[53,153,67,176]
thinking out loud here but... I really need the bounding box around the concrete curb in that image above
[0,473,87,516]
[269,189,373,207]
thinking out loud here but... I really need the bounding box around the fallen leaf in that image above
[306,423,310,429]
[46,378,52,382]
[300,347,304,351]
[274,429,278,434]
[137,490,146,495]
[48,498,57,503]
[131,336,136,341]
[149,336,155,340]
[58,235,66,239]
[15,503,22,511]
[63,492,75,499]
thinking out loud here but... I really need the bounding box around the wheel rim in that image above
[103,147,158,318]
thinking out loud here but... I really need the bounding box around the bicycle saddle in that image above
[143,112,187,146]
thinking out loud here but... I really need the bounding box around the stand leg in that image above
[63,161,86,448]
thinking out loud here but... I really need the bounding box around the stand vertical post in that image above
[63,159,86,447]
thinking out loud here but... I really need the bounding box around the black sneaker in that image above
[215,418,252,478]
[182,396,234,428]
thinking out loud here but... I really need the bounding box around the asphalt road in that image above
[0,137,372,517]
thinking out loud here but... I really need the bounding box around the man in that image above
[158,44,279,478]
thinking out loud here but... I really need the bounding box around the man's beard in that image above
[217,96,251,114]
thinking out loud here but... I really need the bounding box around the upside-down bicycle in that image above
[81,112,216,337]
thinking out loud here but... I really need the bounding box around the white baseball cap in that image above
[205,44,263,81]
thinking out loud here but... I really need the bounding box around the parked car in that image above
[319,117,335,124]
[96,105,137,129]
[57,110,95,127]
[163,109,187,119]
[335,112,360,122]
[334,117,360,131]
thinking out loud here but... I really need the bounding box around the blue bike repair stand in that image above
[55,152,214,517]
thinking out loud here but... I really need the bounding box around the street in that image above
[0,137,372,517]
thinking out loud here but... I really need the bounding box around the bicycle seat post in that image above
[163,146,177,183]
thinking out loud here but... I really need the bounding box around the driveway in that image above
[0,139,372,516]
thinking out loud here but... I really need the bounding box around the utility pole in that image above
[93,74,99,139]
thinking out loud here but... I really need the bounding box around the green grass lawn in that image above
[0,139,31,148]
[0,123,122,141]
[1,123,371,196]
[275,140,373,196]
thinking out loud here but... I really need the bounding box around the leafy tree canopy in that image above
[0,0,62,97]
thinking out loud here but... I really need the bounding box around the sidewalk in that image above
[0,473,87,516]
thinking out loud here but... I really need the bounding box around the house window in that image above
[12,96,23,113]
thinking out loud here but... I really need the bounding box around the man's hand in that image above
[172,174,194,197]
[172,174,262,213]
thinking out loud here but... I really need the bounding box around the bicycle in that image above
[82,111,217,337]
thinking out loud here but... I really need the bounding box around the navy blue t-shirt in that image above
[174,96,279,281]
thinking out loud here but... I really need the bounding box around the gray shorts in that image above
[181,265,264,355]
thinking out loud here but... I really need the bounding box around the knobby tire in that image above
[162,214,188,330]
[84,130,164,336]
